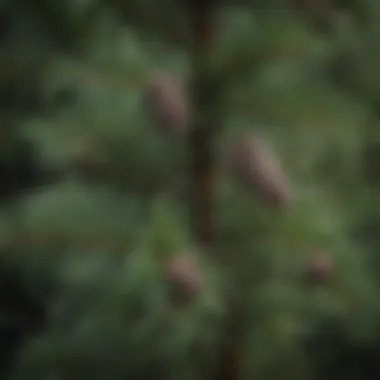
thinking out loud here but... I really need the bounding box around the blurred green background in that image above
[0,1,380,380]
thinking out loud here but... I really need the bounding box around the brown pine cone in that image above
[304,251,334,283]
[166,255,202,299]
[230,133,293,208]
[144,74,189,137]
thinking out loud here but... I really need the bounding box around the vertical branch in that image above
[214,299,244,380]
[185,3,243,380]
[186,1,218,247]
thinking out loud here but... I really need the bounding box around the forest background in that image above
[1,1,380,380]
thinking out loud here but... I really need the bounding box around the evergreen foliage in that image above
[0,1,379,380]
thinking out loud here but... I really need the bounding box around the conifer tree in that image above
[0,1,379,380]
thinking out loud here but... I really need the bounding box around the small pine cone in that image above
[230,133,293,208]
[166,255,202,299]
[144,74,189,136]
[304,251,333,283]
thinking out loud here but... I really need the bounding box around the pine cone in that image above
[166,255,202,299]
[144,74,189,136]
[304,251,333,283]
[230,133,293,208]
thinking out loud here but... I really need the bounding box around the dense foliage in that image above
[1,1,380,380]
